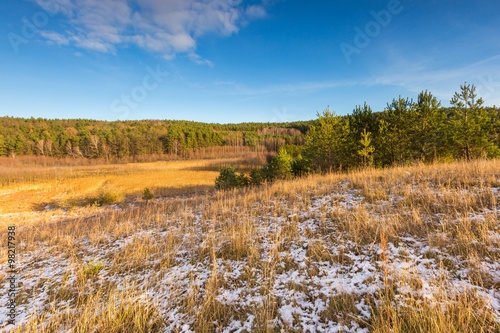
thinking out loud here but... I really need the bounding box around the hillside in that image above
[1,160,499,332]
[0,117,309,159]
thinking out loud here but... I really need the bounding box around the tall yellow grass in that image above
[0,159,267,214]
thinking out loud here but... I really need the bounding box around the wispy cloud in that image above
[34,0,268,64]
[206,53,500,107]
[372,54,500,105]
[39,31,70,46]
[208,78,357,97]
[245,4,267,19]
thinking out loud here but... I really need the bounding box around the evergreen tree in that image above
[268,147,293,180]
[376,97,416,166]
[249,167,265,185]
[492,106,500,149]
[414,90,445,161]
[357,129,375,167]
[215,167,249,190]
[291,155,310,176]
[349,102,378,166]
[449,83,499,160]
[303,108,351,171]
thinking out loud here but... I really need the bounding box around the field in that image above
[0,159,499,332]
[0,157,264,214]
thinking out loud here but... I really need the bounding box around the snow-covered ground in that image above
[1,175,499,332]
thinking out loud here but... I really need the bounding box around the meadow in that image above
[0,156,264,214]
[0,158,499,332]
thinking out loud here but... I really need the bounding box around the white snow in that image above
[1,179,499,332]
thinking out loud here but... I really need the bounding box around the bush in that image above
[268,147,293,180]
[250,167,265,185]
[216,147,307,190]
[236,173,251,187]
[260,163,275,183]
[215,167,254,190]
[142,187,154,201]
[215,167,242,190]
[90,185,125,206]
[249,149,308,185]
[83,260,104,278]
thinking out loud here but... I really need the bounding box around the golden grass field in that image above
[0,158,499,332]
[0,159,261,214]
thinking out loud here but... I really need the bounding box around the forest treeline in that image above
[1,83,499,168]
[215,83,500,189]
[0,118,308,159]
[305,84,500,169]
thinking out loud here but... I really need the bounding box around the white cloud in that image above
[189,53,214,67]
[39,31,70,45]
[73,35,116,53]
[34,0,75,16]
[34,0,268,65]
[246,5,267,19]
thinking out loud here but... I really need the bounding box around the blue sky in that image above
[1,0,500,123]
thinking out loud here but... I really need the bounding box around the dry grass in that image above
[0,159,244,213]
[1,159,499,332]
[370,286,499,333]
[13,287,165,333]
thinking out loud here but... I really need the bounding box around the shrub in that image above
[236,173,251,187]
[216,147,307,189]
[142,187,154,201]
[83,260,104,278]
[250,167,265,185]
[268,147,293,180]
[260,163,274,182]
[90,185,125,206]
[215,167,241,190]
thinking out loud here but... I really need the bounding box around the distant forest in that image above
[1,84,499,168]
[0,118,309,159]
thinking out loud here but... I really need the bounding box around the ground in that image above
[0,159,499,332]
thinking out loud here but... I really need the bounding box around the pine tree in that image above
[269,147,293,180]
[377,97,416,166]
[357,129,375,167]
[414,90,445,161]
[303,108,351,171]
[449,83,499,160]
[349,102,378,166]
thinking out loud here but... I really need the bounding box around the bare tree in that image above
[89,135,100,158]
[65,141,74,157]
[35,140,45,156]
[44,139,53,156]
